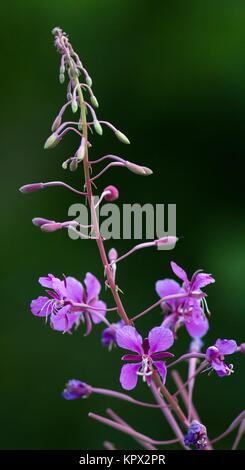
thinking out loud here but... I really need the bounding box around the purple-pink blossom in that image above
[206,339,237,377]
[116,325,174,390]
[101,320,125,350]
[30,272,106,334]
[62,380,92,400]
[156,261,215,338]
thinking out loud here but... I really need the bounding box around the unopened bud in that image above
[91,95,99,108]
[41,223,63,233]
[51,115,62,132]
[60,65,65,74]
[62,160,69,170]
[108,248,118,263]
[76,140,86,162]
[32,217,54,227]
[115,130,130,145]
[104,185,119,202]
[59,73,65,84]
[44,132,60,150]
[239,343,245,354]
[71,99,78,113]
[62,380,92,400]
[155,236,178,248]
[125,161,153,176]
[94,120,103,136]
[86,75,93,87]
[19,183,44,193]
[69,159,78,172]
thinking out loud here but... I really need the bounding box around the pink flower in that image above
[206,339,237,377]
[30,272,106,334]
[116,325,174,390]
[156,261,215,338]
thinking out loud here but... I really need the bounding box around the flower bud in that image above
[69,159,78,172]
[91,95,99,108]
[32,217,54,227]
[115,130,130,145]
[51,115,62,132]
[62,160,69,170]
[94,120,103,136]
[76,140,86,162]
[108,248,118,263]
[239,343,245,354]
[19,183,44,193]
[104,185,119,202]
[86,75,93,87]
[44,132,60,150]
[71,99,78,113]
[59,73,65,84]
[125,161,153,176]
[60,65,65,74]
[41,223,63,233]
[62,380,92,400]
[155,236,178,248]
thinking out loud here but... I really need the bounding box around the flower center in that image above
[136,354,153,382]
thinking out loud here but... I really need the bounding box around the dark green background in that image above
[1,0,244,450]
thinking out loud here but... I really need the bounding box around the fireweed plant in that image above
[20,28,245,451]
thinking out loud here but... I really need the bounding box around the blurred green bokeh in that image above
[1,0,244,450]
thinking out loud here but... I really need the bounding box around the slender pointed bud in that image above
[59,73,65,84]
[91,95,99,108]
[41,222,63,233]
[32,217,54,227]
[115,130,130,144]
[51,115,62,132]
[86,75,92,87]
[108,248,118,263]
[71,99,78,113]
[44,132,60,150]
[62,160,69,170]
[76,139,86,162]
[94,120,103,136]
[125,161,153,176]
[69,159,78,172]
[19,183,44,193]
[104,185,119,202]
[155,236,178,248]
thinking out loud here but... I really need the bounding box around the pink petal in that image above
[52,278,67,299]
[161,313,176,330]
[154,361,167,384]
[84,272,101,303]
[119,363,141,390]
[148,326,174,354]
[155,279,181,307]
[51,306,80,332]
[170,261,188,283]
[116,326,143,354]
[212,359,226,372]
[38,274,55,288]
[89,300,107,324]
[215,339,237,355]
[30,296,51,317]
[192,272,215,290]
[65,276,84,303]
[184,315,209,338]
